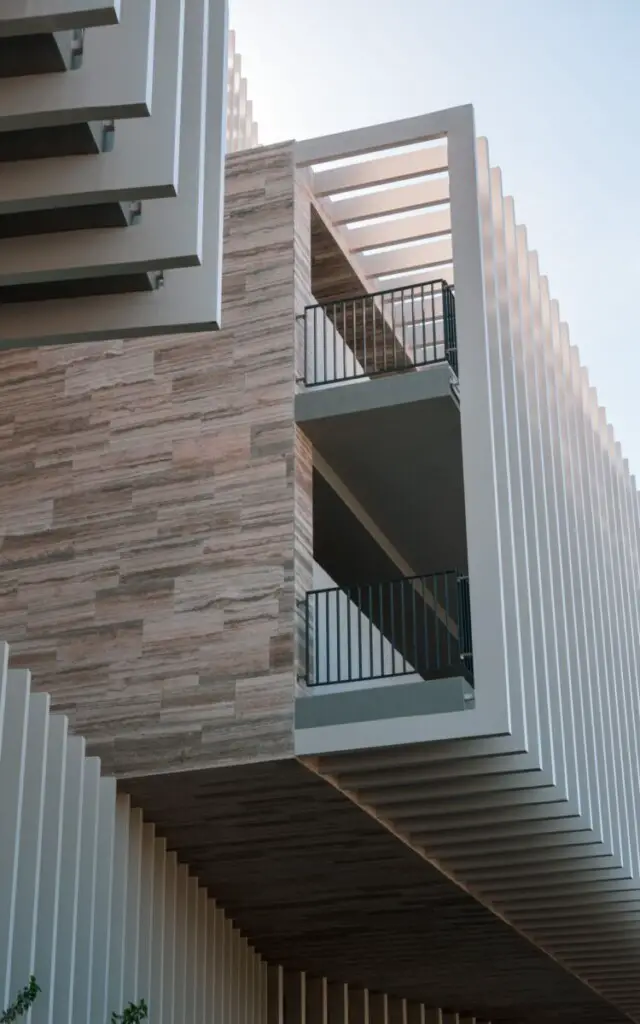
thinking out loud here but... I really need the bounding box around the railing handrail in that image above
[306,568,463,598]
[303,277,453,316]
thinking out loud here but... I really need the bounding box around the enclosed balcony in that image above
[295,281,466,581]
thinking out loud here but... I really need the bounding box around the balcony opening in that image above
[305,468,472,690]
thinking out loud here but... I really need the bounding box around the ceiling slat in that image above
[371,266,455,290]
[312,144,448,198]
[347,208,451,253]
[362,238,453,279]
[326,178,450,226]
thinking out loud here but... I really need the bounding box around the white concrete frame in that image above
[0,0,228,345]
[0,0,155,131]
[0,0,208,285]
[296,108,640,1020]
[0,0,120,35]
[296,105,505,746]
[0,0,185,215]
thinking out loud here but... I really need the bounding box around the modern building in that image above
[1,4,639,1024]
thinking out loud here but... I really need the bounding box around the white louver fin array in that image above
[0,639,269,1024]
[0,2,259,350]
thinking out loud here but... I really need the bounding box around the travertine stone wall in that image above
[0,142,305,777]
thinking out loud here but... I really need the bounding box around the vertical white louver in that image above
[0,645,269,1024]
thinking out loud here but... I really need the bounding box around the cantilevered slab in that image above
[0,0,228,344]
[0,0,207,287]
[296,365,467,578]
[0,0,120,35]
[0,0,154,131]
[0,0,185,214]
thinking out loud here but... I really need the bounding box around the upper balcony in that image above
[295,277,466,584]
[300,277,458,389]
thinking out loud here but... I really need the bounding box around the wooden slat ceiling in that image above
[122,759,629,1024]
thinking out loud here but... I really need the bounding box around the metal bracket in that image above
[70,28,85,69]
[101,119,115,152]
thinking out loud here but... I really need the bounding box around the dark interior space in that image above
[0,31,73,77]
[311,469,469,682]
[313,467,402,590]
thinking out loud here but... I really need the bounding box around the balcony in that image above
[300,279,458,388]
[295,280,466,579]
[296,564,474,744]
[303,568,472,687]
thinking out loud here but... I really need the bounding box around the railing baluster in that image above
[325,589,331,683]
[334,589,341,682]
[357,585,363,679]
[412,579,418,674]
[304,592,310,685]
[391,288,397,370]
[399,578,407,674]
[431,283,437,363]
[379,582,385,677]
[411,285,417,366]
[361,295,366,378]
[422,576,430,676]
[420,283,427,367]
[351,300,356,382]
[346,586,352,683]
[372,295,377,375]
[315,591,321,685]
[389,578,396,674]
[335,302,340,385]
[444,572,452,667]
[434,574,441,670]
[369,583,375,679]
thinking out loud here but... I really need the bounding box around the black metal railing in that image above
[301,279,458,387]
[302,571,473,687]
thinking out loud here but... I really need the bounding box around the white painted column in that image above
[72,754,101,1024]
[0,670,29,1007]
[32,715,68,1024]
[90,776,117,1024]
[9,691,48,995]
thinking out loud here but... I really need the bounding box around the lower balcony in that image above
[296,563,474,749]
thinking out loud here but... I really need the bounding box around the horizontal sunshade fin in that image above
[0,0,120,36]
[0,0,154,131]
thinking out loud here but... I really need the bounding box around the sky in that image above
[229,0,640,474]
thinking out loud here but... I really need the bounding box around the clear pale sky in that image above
[229,0,640,475]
